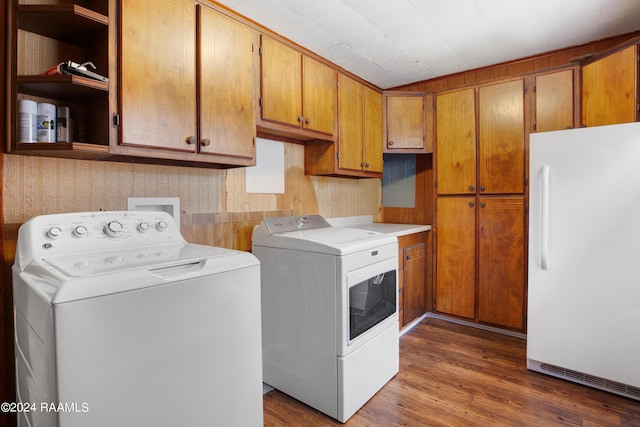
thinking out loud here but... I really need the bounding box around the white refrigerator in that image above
[528,122,640,401]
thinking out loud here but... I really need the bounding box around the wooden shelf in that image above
[11,142,111,160]
[17,74,108,101]
[18,4,108,45]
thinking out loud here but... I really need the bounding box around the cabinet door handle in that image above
[201,138,211,147]
[186,136,196,145]
[480,202,486,208]
[305,117,311,125]
[298,115,305,123]
[469,185,475,191]
[365,162,370,168]
[468,201,475,207]
[479,185,486,192]
[406,255,411,260]
[389,140,394,146]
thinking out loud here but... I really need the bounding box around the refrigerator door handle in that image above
[541,165,550,270]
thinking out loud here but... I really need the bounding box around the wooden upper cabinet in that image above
[535,68,576,132]
[260,35,302,128]
[478,79,525,194]
[338,73,364,171]
[582,44,638,127]
[260,36,336,137]
[435,88,476,195]
[363,86,383,173]
[199,6,255,159]
[120,0,197,153]
[478,196,526,330]
[118,1,255,166]
[337,74,382,175]
[302,56,336,135]
[383,91,433,153]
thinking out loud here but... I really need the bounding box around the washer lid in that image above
[42,243,233,278]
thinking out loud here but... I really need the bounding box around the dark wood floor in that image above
[263,317,640,426]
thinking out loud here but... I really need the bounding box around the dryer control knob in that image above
[104,221,124,238]
[47,226,63,239]
[138,222,151,233]
[156,220,168,232]
[73,226,88,238]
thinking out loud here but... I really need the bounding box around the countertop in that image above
[327,215,431,238]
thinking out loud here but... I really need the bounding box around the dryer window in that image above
[349,269,396,340]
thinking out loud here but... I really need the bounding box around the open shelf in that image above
[17,74,108,101]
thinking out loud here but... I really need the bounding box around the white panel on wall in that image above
[245,138,285,194]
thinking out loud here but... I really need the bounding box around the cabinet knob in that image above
[298,115,305,123]
[365,162,370,168]
[469,185,475,191]
[389,140,394,146]
[480,202,486,208]
[468,201,475,207]
[479,185,485,192]
[186,136,196,145]
[201,138,211,147]
[305,117,311,125]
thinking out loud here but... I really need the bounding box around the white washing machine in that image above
[252,215,399,423]
[12,211,263,427]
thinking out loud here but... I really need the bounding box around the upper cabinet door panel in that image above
[386,95,425,150]
[535,69,575,132]
[363,86,383,173]
[302,56,336,135]
[338,74,364,171]
[436,88,476,195]
[478,79,525,194]
[120,0,197,152]
[582,45,638,127]
[199,6,255,159]
[260,35,302,127]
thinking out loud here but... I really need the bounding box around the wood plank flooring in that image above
[263,317,640,426]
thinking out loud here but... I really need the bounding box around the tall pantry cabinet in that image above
[435,79,526,331]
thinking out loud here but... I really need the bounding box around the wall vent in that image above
[540,363,640,400]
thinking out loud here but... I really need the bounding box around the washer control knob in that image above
[104,221,124,238]
[73,226,88,238]
[138,222,151,233]
[47,226,63,239]
[156,220,168,232]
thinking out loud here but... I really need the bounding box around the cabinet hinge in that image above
[433,297,437,307]
[524,177,529,186]
[336,151,340,160]
[524,87,528,94]
[112,113,120,127]
[533,85,537,93]
[258,98,262,107]
[532,123,537,132]
[258,46,263,55]
[434,180,438,189]
[525,206,529,214]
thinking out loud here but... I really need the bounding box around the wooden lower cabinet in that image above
[435,197,476,319]
[398,232,427,328]
[435,196,526,331]
[478,197,526,330]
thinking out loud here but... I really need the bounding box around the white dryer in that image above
[12,211,263,427]
[252,215,399,423]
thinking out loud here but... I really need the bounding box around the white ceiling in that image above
[216,0,640,89]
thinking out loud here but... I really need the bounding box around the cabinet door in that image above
[436,89,476,195]
[478,80,525,194]
[338,74,364,171]
[199,6,255,159]
[363,86,383,173]
[435,197,475,319]
[582,45,638,127]
[302,56,336,135]
[403,242,426,325]
[535,69,575,132]
[386,94,425,150]
[120,0,196,152]
[478,197,525,330]
[260,36,302,127]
